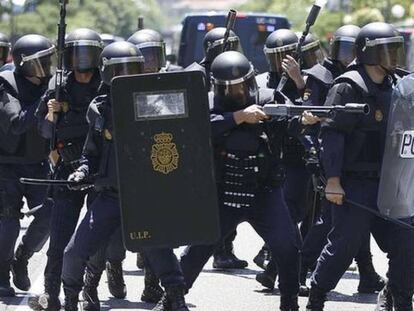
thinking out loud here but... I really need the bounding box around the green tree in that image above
[0,0,164,40]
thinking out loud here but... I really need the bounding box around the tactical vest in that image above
[215,124,272,208]
[335,69,391,175]
[52,72,99,162]
[0,71,48,164]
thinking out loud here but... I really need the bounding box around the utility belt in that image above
[343,170,380,180]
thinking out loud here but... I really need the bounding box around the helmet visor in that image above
[301,40,324,69]
[137,42,166,73]
[64,41,103,72]
[101,57,145,85]
[206,37,243,63]
[264,43,297,74]
[377,41,405,71]
[214,70,258,111]
[20,47,57,78]
[330,38,356,66]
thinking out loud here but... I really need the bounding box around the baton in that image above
[19,178,86,186]
[322,177,414,231]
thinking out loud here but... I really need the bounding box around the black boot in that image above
[152,287,189,311]
[106,261,126,299]
[306,286,327,311]
[28,280,61,310]
[213,238,247,269]
[64,292,79,311]
[253,244,272,270]
[299,266,310,297]
[11,244,33,291]
[82,267,101,311]
[141,266,164,303]
[375,284,393,311]
[29,293,61,311]
[0,261,15,297]
[256,260,277,290]
[357,260,386,293]
[392,288,413,311]
[280,294,299,311]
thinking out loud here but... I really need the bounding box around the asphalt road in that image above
[1,210,389,311]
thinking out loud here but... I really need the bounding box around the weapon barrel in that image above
[222,9,237,52]
[138,16,144,30]
[263,103,369,117]
[340,103,370,114]
[275,2,323,93]
[51,0,68,151]
[306,4,322,26]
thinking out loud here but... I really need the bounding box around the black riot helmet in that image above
[355,22,404,73]
[330,25,360,67]
[0,33,11,67]
[300,33,324,69]
[211,51,258,111]
[64,28,103,72]
[100,41,145,85]
[264,29,298,74]
[100,33,125,47]
[12,34,56,78]
[203,27,242,63]
[127,29,166,73]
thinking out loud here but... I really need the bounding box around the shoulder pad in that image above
[166,64,184,72]
[86,95,107,124]
[259,87,275,104]
[185,62,206,75]
[0,71,18,97]
[303,64,333,86]
[335,70,368,95]
[255,72,269,89]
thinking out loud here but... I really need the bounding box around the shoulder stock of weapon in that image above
[222,9,237,52]
[263,103,369,117]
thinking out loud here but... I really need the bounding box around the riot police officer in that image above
[254,28,310,289]
[0,33,11,69]
[186,26,249,270]
[0,34,55,297]
[28,28,104,310]
[299,24,385,296]
[306,22,414,311]
[186,27,243,91]
[179,51,301,311]
[60,41,145,310]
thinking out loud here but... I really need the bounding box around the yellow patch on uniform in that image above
[303,89,312,101]
[104,129,113,141]
[375,110,383,122]
[61,102,70,113]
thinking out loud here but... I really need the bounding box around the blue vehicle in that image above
[177,12,291,73]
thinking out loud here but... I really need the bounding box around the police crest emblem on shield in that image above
[151,132,179,174]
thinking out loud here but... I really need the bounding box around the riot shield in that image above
[111,71,220,250]
[378,74,414,219]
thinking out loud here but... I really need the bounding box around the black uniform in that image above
[34,70,101,301]
[307,23,414,310]
[0,69,51,295]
